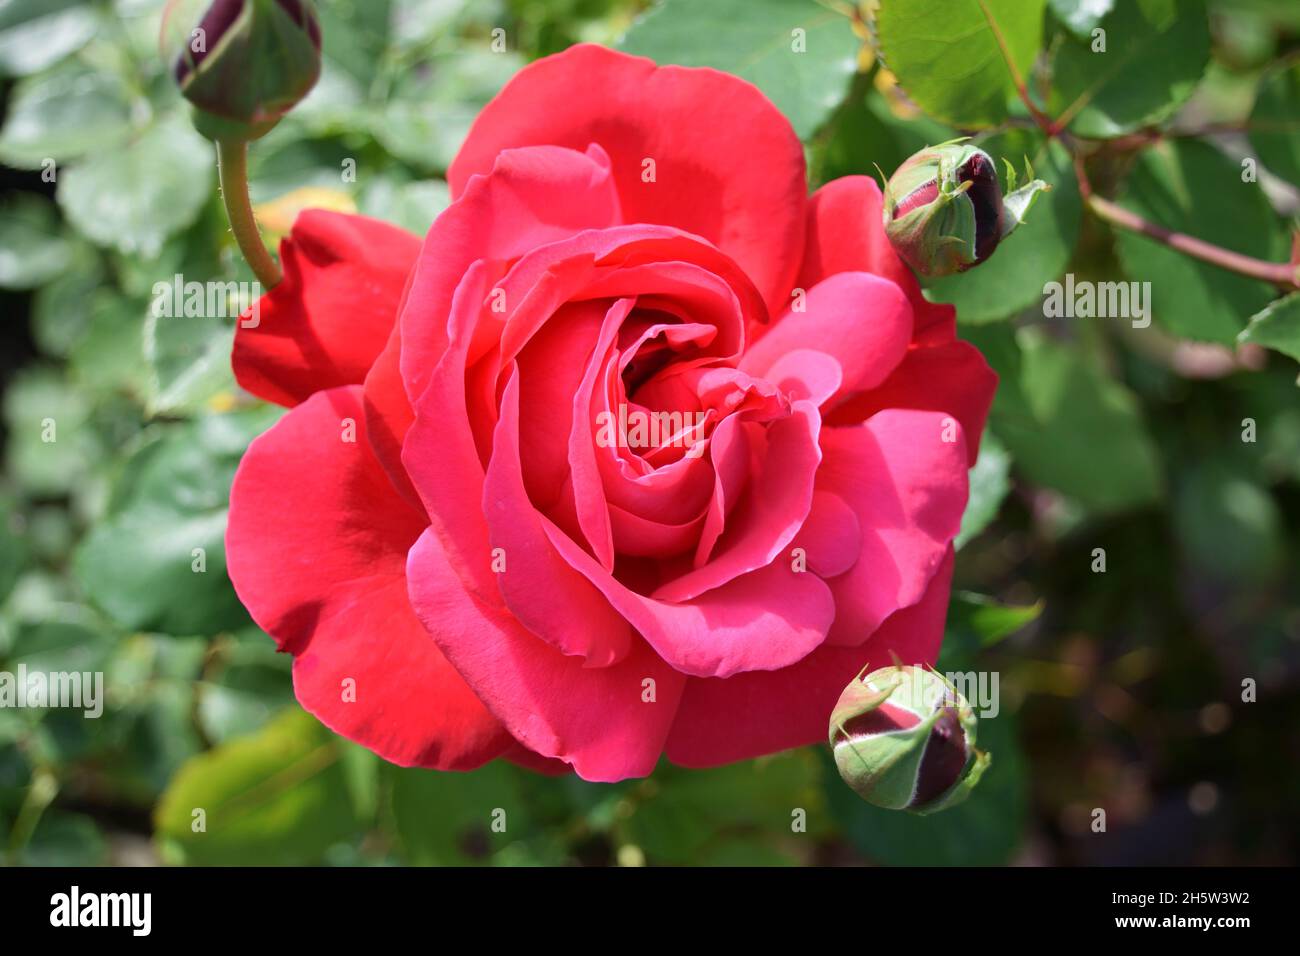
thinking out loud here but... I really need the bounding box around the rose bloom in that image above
[226,45,995,781]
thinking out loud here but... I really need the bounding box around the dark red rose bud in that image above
[829,664,990,814]
[882,140,1049,278]
[163,0,321,142]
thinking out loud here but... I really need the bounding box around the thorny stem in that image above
[1073,156,1300,291]
[217,138,282,289]
[977,0,1299,291]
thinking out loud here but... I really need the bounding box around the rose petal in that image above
[406,527,685,783]
[226,385,510,769]
[361,323,420,506]
[652,400,823,604]
[791,489,861,578]
[664,549,953,767]
[826,339,997,467]
[796,175,955,345]
[482,369,634,667]
[818,410,969,645]
[544,522,836,679]
[400,143,622,402]
[450,43,806,314]
[233,211,420,407]
[742,271,913,408]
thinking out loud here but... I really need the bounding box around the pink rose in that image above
[226,44,996,781]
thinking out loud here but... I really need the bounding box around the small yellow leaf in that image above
[254,187,356,242]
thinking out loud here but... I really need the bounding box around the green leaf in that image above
[1048,0,1114,38]
[619,751,826,865]
[0,0,99,78]
[143,310,237,418]
[978,327,1163,512]
[68,294,149,395]
[19,812,107,866]
[1238,292,1300,364]
[359,177,451,235]
[1048,0,1210,138]
[941,592,1043,669]
[246,132,360,203]
[57,114,214,258]
[7,619,111,676]
[104,633,208,794]
[196,630,293,745]
[814,82,957,187]
[373,50,523,171]
[1174,463,1284,584]
[316,0,393,88]
[824,710,1027,865]
[874,0,1047,128]
[0,498,27,605]
[1115,138,1287,343]
[926,136,1081,323]
[0,59,135,169]
[955,431,1012,549]
[1249,59,1300,187]
[619,0,859,140]
[155,710,363,865]
[30,249,105,358]
[388,760,531,865]
[72,408,280,635]
[0,194,74,289]
[2,367,101,497]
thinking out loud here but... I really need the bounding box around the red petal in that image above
[406,526,686,783]
[226,385,510,769]
[797,176,955,345]
[449,43,806,314]
[826,339,997,466]
[233,211,420,407]
[817,411,968,646]
[665,549,954,767]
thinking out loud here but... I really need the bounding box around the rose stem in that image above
[217,138,282,289]
[1073,155,1300,291]
[977,0,1299,290]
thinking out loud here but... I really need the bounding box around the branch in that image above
[1074,155,1300,291]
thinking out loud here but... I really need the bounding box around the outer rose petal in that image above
[826,339,997,467]
[226,385,511,769]
[819,410,969,645]
[796,177,997,465]
[400,144,621,403]
[665,549,954,767]
[362,323,419,506]
[449,43,806,314]
[407,526,686,783]
[233,211,421,407]
[796,175,954,345]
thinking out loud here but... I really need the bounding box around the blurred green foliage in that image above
[1,0,1298,866]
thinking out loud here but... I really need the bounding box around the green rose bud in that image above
[163,0,321,143]
[881,139,1049,278]
[829,664,990,815]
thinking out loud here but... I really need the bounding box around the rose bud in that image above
[163,0,322,143]
[829,664,990,814]
[881,139,1049,278]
